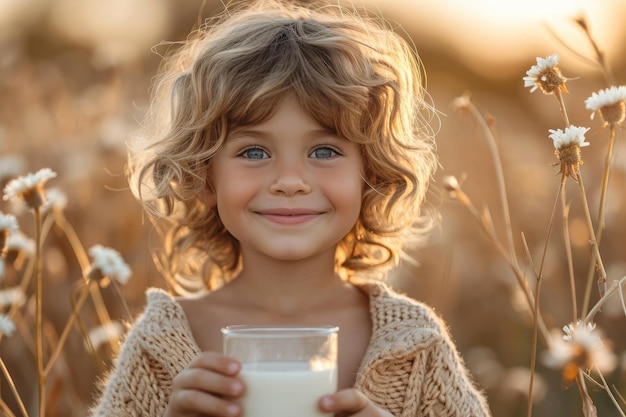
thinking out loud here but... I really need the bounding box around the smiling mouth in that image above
[256,211,322,225]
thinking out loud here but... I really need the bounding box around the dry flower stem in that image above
[34,207,46,417]
[525,184,560,417]
[597,368,626,417]
[53,210,116,350]
[466,101,519,271]
[578,18,616,86]
[0,401,17,417]
[582,124,616,316]
[527,271,542,417]
[0,356,28,417]
[559,175,578,321]
[452,188,550,341]
[575,171,607,296]
[584,276,626,322]
[43,280,94,377]
[577,370,598,417]
[554,90,571,126]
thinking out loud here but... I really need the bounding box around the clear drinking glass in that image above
[221,325,339,417]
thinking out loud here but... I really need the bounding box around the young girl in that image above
[91,1,491,416]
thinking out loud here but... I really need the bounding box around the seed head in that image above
[543,320,617,384]
[548,126,590,178]
[2,168,57,209]
[585,85,626,126]
[87,245,131,285]
[523,54,569,95]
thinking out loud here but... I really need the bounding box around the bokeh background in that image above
[1,0,625,416]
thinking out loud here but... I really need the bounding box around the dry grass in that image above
[0,1,625,416]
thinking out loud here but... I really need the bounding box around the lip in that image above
[255,208,323,225]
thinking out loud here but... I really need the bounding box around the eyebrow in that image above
[228,127,342,141]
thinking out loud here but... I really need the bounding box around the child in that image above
[91,1,491,416]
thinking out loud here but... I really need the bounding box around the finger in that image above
[173,366,244,396]
[319,389,369,413]
[167,388,242,417]
[188,351,242,376]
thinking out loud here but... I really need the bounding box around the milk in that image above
[238,361,337,417]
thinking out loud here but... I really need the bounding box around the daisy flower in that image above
[442,175,461,197]
[0,313,15,337]
[563,321,617,372]
[523,54,569,95]
[0,212,18,252]
[548,125,590,178]
[87,321,124,350]
[543,320,617,383]
[42,188,68,214]
[0,212,18,233]
[451,91,473,116]
[585,85,626,126]
[0,287,26,309]
[88,244,131,285]
[6,231,36,257]
[543,328,577,368]
[2,168,57,209]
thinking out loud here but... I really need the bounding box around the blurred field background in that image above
[1,0,626,416]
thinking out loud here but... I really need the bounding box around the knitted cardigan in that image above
[90,281,491,417]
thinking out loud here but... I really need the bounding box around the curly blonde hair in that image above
[128,0,438,293]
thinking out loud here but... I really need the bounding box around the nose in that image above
[269,161,312,196]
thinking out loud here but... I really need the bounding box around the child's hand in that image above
[319,389,394,417]
[164,352,244,417]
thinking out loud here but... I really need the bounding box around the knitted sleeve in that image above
[417,325,491,417]
[89,289,201,417]
[354,282,492,417]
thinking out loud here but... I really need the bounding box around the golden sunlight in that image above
[376,0,626,77]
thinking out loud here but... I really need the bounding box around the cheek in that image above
[325,172,363,214]
[213,174,258,211]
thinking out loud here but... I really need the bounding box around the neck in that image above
[231,250,347,316]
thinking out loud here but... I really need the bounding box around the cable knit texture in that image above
[90,281,491,417]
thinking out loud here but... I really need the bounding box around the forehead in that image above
[229,94,340,136]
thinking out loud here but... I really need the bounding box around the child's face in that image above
[207,94,364,263]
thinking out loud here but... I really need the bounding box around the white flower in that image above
[0,212,18,233]
[585,85,626,111]
[442,175,461,198]
[0,287,26,309]
[2,168,57,209]
[563,321,598,346]
[42,188,68,213]
[524,54,559,89]
[88,244,131,284]
[563,320,617,372]
[543,321,618,384]
[523,54,568,94]
[87,321,124,350]
[6,231,35,256]
[542,328,577,369]
[0,212,18,252]
[0,314,15,337]
[451,91,472,114]
[585,85,626,125]
[548,126,590,150]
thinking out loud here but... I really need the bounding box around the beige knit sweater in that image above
[90,281,491,416]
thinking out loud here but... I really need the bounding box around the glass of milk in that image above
[221,325,338,417]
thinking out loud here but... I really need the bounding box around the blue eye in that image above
[240,147,269,159]
[310,146,339,159]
